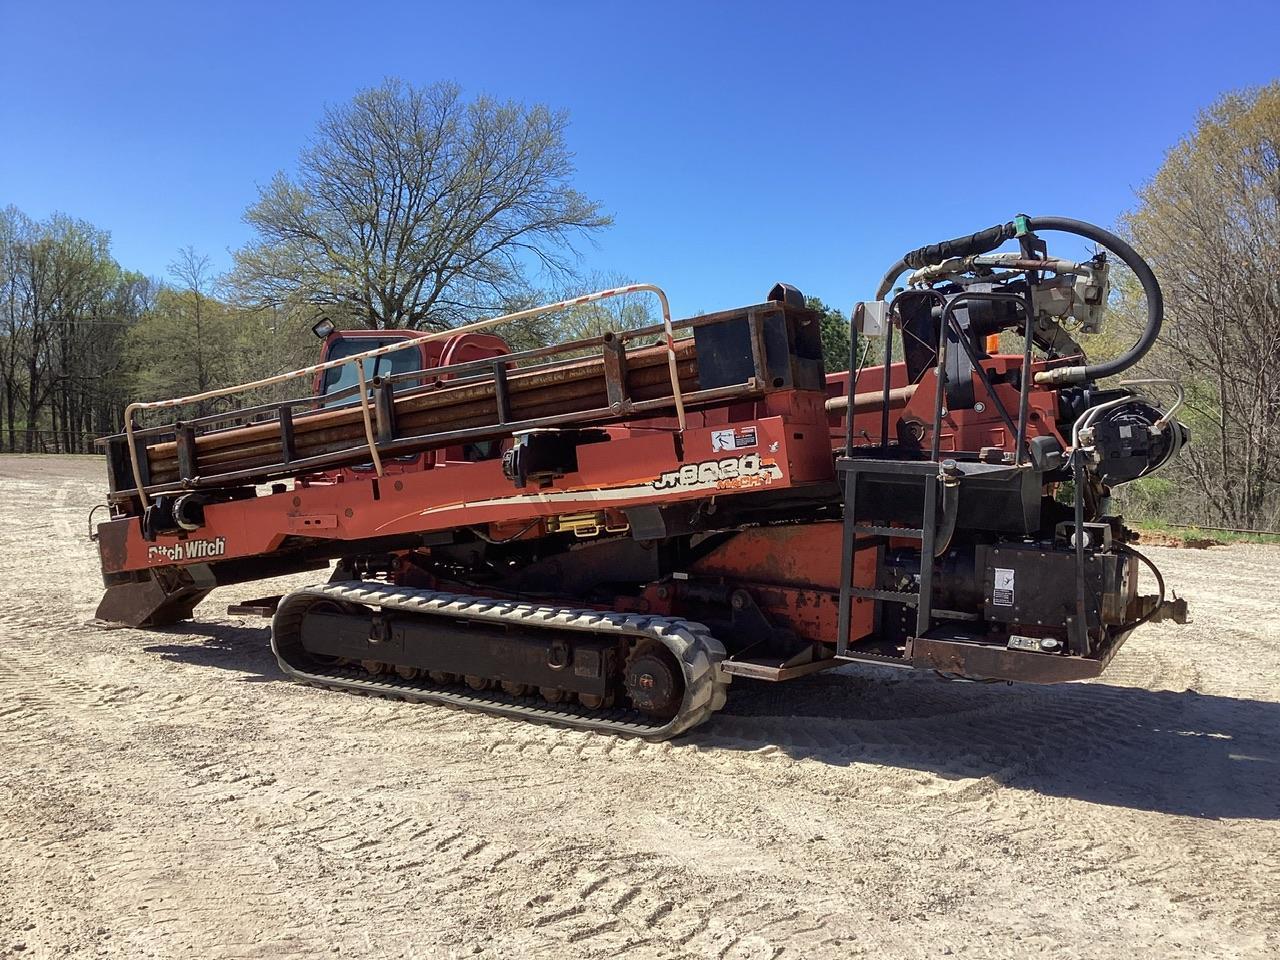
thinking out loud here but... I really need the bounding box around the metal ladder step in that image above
[847,587,920,606]
[837,462,940,656]
[851,524,925,539]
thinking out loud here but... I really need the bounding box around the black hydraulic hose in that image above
[1071,449,1090,655]
[1024,216,1162,386]
[874,221,1017,299]
[873,216,1163,386]
[875,256,909,302]
[932,474,960,557]
[1113,543,1167,632]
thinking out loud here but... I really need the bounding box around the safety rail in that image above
[105,289,820,505]
[841,288,1040,463]
[119,285,687,508]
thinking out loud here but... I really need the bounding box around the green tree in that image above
[0,209,121,451]
[125,251,250,415]
[806,296,857,374]
[1121,81,1280,528]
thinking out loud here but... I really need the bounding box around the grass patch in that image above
[1132,518,1280,546]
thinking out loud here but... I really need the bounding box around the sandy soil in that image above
[0,454,1276,960]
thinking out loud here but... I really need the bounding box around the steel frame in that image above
[105,296,808,503]
[119,284,688,507]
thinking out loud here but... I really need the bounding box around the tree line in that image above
[0,214,309,452]
[1113,81,1280,530]
[0,79,632,453]
[1,77,1276,527]
[0,77,854,457]
[1,209,143,453]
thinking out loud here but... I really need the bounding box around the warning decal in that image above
[993,567,1015,607]
[711,426,757,452]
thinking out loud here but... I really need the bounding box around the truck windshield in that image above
[320,337,423,406]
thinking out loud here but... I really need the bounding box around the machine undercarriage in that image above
[92,215,1190,738]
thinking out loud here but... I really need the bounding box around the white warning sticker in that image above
[993,567,1015,607]
[711,426,758,452]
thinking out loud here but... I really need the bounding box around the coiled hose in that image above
[874,215,1163,386]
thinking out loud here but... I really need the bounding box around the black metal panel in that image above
[279,406,297,464]
[693,305,824,391]
[837,458,1040,535]
[374,380,398,445]
[105,436,133,496]
[975,543,1126,630]
[129,430,153,490]
[493,360,511,424]
[175,423,198,481]
[299,610,617,696]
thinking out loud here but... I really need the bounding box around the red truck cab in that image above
[309,328,511,481]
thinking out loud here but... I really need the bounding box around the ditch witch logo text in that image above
[147,537,227,563]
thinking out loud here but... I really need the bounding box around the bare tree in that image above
[551,272,655,341]
[1122,81,1280,528]
[232,79,611,331]
[168,246,214,394]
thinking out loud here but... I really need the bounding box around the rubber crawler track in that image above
[271,581,731,739]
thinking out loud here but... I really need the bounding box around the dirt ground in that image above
[0,454,1276,960]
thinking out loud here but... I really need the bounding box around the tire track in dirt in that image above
[0,648,814,958]
[4,457,1280,959]
[0,605,1239,825]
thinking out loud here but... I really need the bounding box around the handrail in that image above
[123,284,684,507]
[107,303,727,444]
[859,289,1035,464]
[353,358,384,478]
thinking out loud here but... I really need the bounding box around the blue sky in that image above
[3,1,1278,317]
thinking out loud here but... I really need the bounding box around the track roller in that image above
[270,582,730,739]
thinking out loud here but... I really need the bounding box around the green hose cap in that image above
[1013,214,1030,237]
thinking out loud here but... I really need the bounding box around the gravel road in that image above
[1,455,1276,959]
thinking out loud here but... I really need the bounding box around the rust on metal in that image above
[909,636,1113,683]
